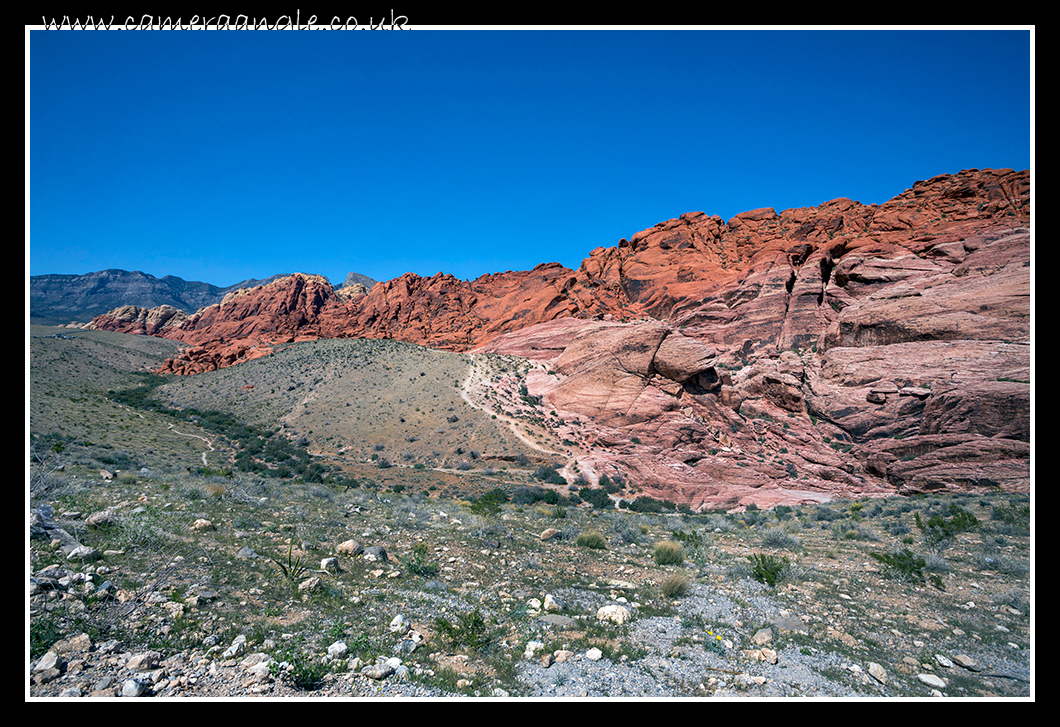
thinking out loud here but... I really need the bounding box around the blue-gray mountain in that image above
[29,269,376,325]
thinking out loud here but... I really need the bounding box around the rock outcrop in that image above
[85,167,1031,508]
[85,304,189,336]
[30,269,291,326]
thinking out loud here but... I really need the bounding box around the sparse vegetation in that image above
[660,573,692,599]
[531,464,567,486]
[748,553,789,587]
[915,503,980,550]
[270,543,310,585]
[870,548,927,584]
[652,540,685,566]
[433,608,496,653]
[28,325,1032,699]
[576,531,608,549]
[760,528,801,550]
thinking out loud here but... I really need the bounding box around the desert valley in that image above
[28,168,1032,699]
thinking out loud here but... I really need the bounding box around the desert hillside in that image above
[28,326,1031,698]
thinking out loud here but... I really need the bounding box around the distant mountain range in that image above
[28,269,377,325]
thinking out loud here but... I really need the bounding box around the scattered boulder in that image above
[597,604,631,625]
[336,540,364,556]
[362,545,389,562]
[86,510,117,527]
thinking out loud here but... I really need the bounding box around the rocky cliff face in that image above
[86,167,1030,508]
[479,169,1028,508]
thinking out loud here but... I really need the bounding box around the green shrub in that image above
[271,543,309,584]
[433,608,495,652]
[871,548,926,583]
[402,542,440,578]
[30,614,64,659]
[653,540,685,566]
[469,487,508,515]
[611,518,643,545]
[579,487,613,509]
[622,495,677,513]
[990,501,1030,535]
[660,574,691,599]
[748,553,789,587]
[287,657,331,691]
[915,504,979,548]
[760,528,800,550]
[576,531,607,549]
[671,529,705,547]
[532,464,567,485]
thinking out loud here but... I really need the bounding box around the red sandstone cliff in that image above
[88,168,1028,374]
[86,168,1030,508]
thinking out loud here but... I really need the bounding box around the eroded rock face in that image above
[86,168,1031,507]
[88,304,189,336]
[480,169,1030,508]
[541,322,717,428]
[858,434,1031,495]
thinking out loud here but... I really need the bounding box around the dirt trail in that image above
[167,423,215,466]
[124,407,216,468]
[459,353,565,459]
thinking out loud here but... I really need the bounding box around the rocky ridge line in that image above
[84,168,1031,508]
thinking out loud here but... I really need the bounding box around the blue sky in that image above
[28,27,1032,288]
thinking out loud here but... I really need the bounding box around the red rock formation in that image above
[89,168,1028,369]
[85,168,1030,508]
[87,304,188,336]
[475,168,1030,508]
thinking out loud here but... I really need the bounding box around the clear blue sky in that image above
[28,27,1032,288]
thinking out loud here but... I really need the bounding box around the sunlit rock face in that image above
[88,169,1031,508]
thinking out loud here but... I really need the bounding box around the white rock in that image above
[221,636,247,659]
[918,673,947,689]
[362,663,393,680]
[953,654,981,671]
[121,678,147,697]
[336,540,363,555]
[596,604,630,625]
[67,545,100,561]
[126,651,162,672]
[585,648,603,661]
[34,651,63,672]
[524,640,545,659]
[298,576,322,592]
[86,510,116,527]
[246,663,273,684]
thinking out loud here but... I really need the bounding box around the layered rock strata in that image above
[86,168,1031,508]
